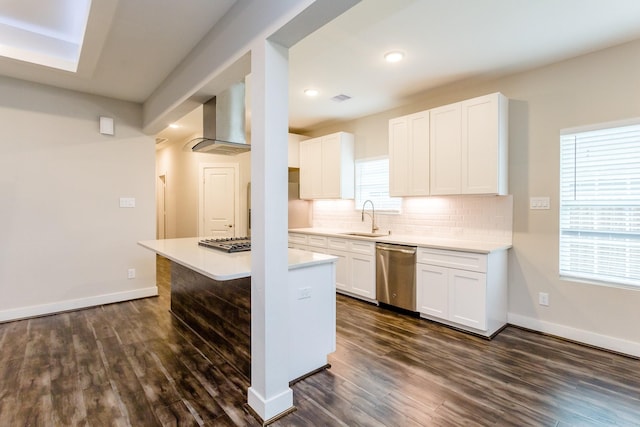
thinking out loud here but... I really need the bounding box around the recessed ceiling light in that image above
[384,51,405,63]
[304,88,319,97]
[169,123,180,129]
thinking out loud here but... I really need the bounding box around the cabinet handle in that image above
[376,244,416,255]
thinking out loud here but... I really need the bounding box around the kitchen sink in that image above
[340,232,387,238]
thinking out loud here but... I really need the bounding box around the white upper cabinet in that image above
[430,92,508,195]
[429,102,462,195]
[300,137,322,198]
[300,131,355,200]
[389,111,430,196]
[461,93,508,195]
[287,133,310,168]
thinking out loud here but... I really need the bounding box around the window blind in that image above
[559,123,640,287]
[354,157,401,212]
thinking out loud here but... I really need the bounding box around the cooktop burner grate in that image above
[198,237,251,253]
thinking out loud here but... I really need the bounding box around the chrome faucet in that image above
[361,199,378,233]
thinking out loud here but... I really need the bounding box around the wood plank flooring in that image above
[0,255,638,426]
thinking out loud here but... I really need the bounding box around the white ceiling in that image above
[3,0,640,145]
[286,0,640,132]
[0,0,236,102]
[0,0,91,71]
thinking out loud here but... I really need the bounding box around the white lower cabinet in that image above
[349,252,375,299]
[449,269,487,330]
[416,247,507,337]
[416,263,449,319]
[288,233,376,302]
[290,232,507,337]
[325,248,349,292]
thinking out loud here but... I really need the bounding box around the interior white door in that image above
[203,166,236,237]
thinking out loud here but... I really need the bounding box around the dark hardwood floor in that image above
[1,256,639,426]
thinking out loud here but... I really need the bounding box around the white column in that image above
[247,39,292,421]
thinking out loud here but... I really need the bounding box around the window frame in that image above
[354,156,402,214]
[559,118,640,290]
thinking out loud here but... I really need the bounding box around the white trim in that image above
[560,116,640,135]
[0,286,158,323]
[198,162,240,238]
[247,386,294,422]
[560,275,640,292]
[507,312,640,358]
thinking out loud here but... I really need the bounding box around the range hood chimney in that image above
[190,81,250,155]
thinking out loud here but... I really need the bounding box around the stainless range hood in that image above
[190,81,250,155]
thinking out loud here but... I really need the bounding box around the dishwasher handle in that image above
[376,243,416,255]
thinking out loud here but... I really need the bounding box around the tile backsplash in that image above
[311,195,513,244]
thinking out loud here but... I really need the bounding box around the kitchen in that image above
[154,0,640,357]
[1,0,640,425]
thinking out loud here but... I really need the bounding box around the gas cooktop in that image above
[198,237,251,253]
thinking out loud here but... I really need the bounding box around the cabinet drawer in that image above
[288,233,308,245]
[348,240,376,255]
[307,235,328,248]
[288,243,309,251]
[417,247,486,273]
[327,237,348,250]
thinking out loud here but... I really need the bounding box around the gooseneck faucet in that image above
[361,199,379,234]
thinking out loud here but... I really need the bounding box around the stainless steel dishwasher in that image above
[376,243,417,311]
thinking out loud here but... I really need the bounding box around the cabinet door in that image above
[430,103,461,195]
[461,93,500,194]
[349,253,375,299]
[389,116,409,196]
[449,269,487,330]
[320,133,342,198]
[408,111,430,196]
[389,112,429,197]
[416,263,449,319]
[300,138,322,199]
[325,248,349,292]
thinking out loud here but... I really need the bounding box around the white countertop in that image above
[138,237,337,281]
[288,228,511,253]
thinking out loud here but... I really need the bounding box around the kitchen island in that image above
[138,237,337,382]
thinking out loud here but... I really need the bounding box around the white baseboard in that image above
[247,386,294,423]
[508,313,640,358]
[0,286,158,323]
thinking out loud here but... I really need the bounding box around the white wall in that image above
[308,39,640,356]
[0,77,157,321]
[155,136,251,238]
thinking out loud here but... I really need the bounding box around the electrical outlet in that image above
[538,292,549,306]
[127,268,136,279]
[298,287,311,300]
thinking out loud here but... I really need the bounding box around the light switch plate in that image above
[530,197,550,210]
[119,197,136,208]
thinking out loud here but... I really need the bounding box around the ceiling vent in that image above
[331,94,352,102]
[155,137,168,145]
